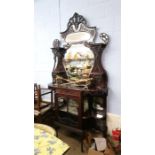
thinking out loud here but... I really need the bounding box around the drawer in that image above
[55,88,81,97]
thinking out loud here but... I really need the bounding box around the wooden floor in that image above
[58,128,87,155]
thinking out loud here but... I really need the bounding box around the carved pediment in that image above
[61,13,96,43]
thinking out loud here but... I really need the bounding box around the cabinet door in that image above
[55,96,80,128]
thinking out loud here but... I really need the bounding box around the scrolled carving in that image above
[61,12,96,43]
[63,43,71,49]
[100,33,109,45]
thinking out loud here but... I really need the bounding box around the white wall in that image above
[34,0,60,86]
[34,0,121,115]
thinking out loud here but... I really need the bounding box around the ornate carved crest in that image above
[67,12,87,29]
[61,12,96,43]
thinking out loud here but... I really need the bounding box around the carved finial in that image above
[100,33,109,45]
[53,39,60,48]
[67,12,87,29]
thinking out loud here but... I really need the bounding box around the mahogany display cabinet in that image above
[48,12,109,152]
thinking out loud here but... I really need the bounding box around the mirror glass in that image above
[65,32,91,43]
[63,44,94,81]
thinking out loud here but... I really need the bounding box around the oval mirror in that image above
[65,32,91,43]
[63,44,94,80]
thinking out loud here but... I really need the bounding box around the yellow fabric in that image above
[34,124,56,136]
[34,128,69,155]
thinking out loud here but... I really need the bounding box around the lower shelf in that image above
[57,111,79,127]
[53,121,83,135]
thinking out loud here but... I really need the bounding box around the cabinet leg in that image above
[81,132,84,152]
[81,138,84,152]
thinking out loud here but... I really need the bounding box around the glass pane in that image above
[68,99,78,115]
[92,97,105,119]
[58,97,67,112]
